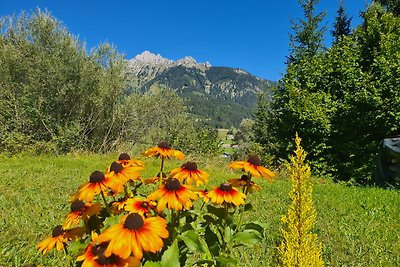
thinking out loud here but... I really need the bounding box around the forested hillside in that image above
[126,51,274,128]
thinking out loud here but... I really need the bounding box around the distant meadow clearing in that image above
[0,153,399,266]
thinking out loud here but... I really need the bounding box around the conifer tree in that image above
[287,0,326,64]
[331,0,352,43]
[278,134,324,267]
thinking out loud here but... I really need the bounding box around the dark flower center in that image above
[70,200,85,212]
[118,153,131,160]
[141,202,149,209]
[240,174,250,181]
[247,155,262,166]
[182,161,197,171]
[166,178,181,191]
[158,141,171,149]
[110,162,123,174]
[91,243,107,256]
[51,225,64,237]
[97,254,119,265]
[219,183,233,192]
[92,243,117,265]
[124,213,144,230]
[90,171,105,183]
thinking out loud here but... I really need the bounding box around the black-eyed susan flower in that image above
[118,153,145,169]
[72,171,119,202]
[63,200,101,229]
[124,197,155,216]
[77,232,140,267]
[229,155,275,181]
[228,174,262,193]
[37,225,85,254]
[169,161,209,186]
[196,189,210,203]
[111,199,127,215]
[97,213,169,260]
[144,172,167,185]
[147,178,198,211]
[106,160,143,187]
[207,183,246,206]
[144,141,185,160]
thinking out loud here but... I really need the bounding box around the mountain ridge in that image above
[126,51,274,128]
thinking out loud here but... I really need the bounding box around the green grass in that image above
[1,154,400,266]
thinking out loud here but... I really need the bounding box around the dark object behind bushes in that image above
[375,137,400,187]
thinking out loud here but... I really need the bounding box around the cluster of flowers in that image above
[37,142,275,266]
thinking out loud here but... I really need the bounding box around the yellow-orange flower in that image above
[77,232,140,267]
[207,183,246,206]
[144,141,185,160]
[169,161,209,186]
[72,171,119,202]
[228,174,262,193]
[196,189,210,203]
[111,199,127,215]
[106,159,143,187]
[144,172,167,185]
[229,155,275,181]
[37,225,85,254]
[124,197,155,216]
[63,200,101,229]
[117,153,145,169]
[97,213,169,260]
[147,178,198,211]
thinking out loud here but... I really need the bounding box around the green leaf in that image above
[143,261,161,267]
[242,222,266,236]
[193,260,216,266]
[224,226,233,243]
[217,255,238,265]
[244,203,253,211]
[160,239,180,267]
[207,205,228,220]
[179,230,210,255]
[232,230,262,246]
[202,214,218,225]
[204,225,221,256]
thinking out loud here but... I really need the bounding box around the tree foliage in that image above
[287,0,326,64]
[0,10,126,153]
[254,2,400,182]
[331,0,352,43]
[0,10,221,155]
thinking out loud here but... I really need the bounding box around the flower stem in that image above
[100,190,110,213]
[159,157,165,186]
[227,173,252,253]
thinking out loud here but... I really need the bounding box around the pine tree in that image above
[331,0,352,43]
[278,134,324,267]
[287,0,326,64]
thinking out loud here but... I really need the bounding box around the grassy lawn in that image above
[0,154,399,266]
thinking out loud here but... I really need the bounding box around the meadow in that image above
[0,153,399,267]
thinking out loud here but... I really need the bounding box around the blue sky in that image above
[1,0,370,81]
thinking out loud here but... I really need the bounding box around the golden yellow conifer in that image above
[278,133,324,267]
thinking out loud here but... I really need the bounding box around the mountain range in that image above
[125,51,274,128]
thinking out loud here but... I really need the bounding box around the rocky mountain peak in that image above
[176,56,197,67]
[132,51,173,64]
